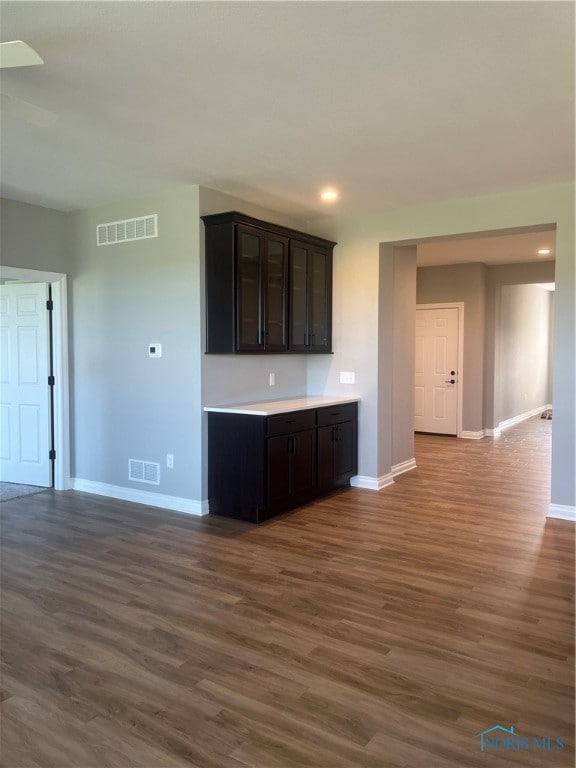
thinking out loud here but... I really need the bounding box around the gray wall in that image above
[497,284,552,422]
[392,246,417,467]
[548,293,554,402]
[484,260,555,429]
[199,187,310,409]
[416,262,487,433]
[374,243,417,477]
[1,198,70,273]
[549,185,575,508]
[69,186,204,501]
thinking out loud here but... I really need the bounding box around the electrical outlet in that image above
[269,372,276,386]
[166,454,174,469]
[339,371,355,384]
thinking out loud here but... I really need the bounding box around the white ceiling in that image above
[417,228,556,266]
[1,1,574,218]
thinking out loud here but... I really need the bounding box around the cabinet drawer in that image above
[267,409,316,436]
[317,402,358,426]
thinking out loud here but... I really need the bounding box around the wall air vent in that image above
[97,214,158,246]
[129,459,160,485]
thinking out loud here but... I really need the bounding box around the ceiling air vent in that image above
[129,459,160,485]
[97,214,158,246]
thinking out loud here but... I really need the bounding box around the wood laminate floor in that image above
[1,417,573,768]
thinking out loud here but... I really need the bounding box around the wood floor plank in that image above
[1,416,573,767]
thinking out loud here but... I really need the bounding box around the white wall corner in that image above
[71,479,209,516]
[351,473,395,491]
[460,430,486,440]
[547,504,576,522]
[485,427,501,438]
[391,458,417,477]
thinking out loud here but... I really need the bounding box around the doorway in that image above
[0,281,52,486]
[0,266,70,490]
[415,303,463,436]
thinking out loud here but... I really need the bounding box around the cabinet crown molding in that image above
[201,211,337,249]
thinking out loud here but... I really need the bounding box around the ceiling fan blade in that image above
[0,40,43,69]
[0,92,57,127]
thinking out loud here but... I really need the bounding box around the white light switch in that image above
[269,372,276,386]
[149,343,162,358]
[340,371,355,384]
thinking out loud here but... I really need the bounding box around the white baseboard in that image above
[498,404,552,433]
[391,458,417,477]
[71,478,209,516]
[351,473,395,491]
[547,503,576,522]
[462,405,552,440]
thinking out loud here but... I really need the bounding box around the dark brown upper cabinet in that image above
[235,224,289,353]
[289,240,332,353]
[202,211,335,354]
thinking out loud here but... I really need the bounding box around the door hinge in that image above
[48,375,55,386]
[49,449,56,460]
[46,299,54,311]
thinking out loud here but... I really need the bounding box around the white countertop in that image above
[204,395,359,416]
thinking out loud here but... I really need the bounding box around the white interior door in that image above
[0,282,52,486]
[415,306,459,435]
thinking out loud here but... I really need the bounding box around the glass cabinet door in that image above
[236,225,264,351]
[289,243,309,351]
[264,234,288,352]
[309,247,331,352]
[289,241,332,352]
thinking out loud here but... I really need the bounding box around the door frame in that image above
[0,266,70,490]
[416,302,464,438]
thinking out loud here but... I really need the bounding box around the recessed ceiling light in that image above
[320,188,339,202]
[537,248,551,255]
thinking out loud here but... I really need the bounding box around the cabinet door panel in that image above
[289,243,309,351]
[267,435,291,505]
[289,241,332,353]
[318,420,357,490]
[267,429,316,508]
[317,425,336,490]
[237,226,264,351]
[335,420,357,484]
[264,235,288,351]
[309,247,332,352]
[291,429,316,495]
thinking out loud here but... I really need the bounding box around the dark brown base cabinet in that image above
[208,402,358,522]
